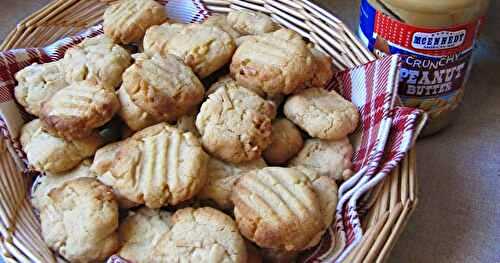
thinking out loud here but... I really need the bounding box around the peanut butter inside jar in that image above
[366,0,489,136]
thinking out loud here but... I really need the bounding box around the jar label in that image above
[358,0,484,119]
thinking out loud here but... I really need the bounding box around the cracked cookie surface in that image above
[20,119,103,173]
[61,35,131,88]
[195,80,276,163]
[289,138,353,181]
[152,207,247,263]
[40,178,119,262]
[227,10,278,35]
[103,0,167,44]
[230,29,314,96]
[118,207,173,263]
[14,61,68,116]
[144,23,235,78]
[284,87,359,140]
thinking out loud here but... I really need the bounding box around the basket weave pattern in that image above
[0,0,417,262]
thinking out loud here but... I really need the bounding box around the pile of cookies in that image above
[15,0,359,262]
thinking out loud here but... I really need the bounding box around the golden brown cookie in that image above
[118,207,173,263]
[103,0,167,44]
[284,88,359,140]
[227,10,279,35]
[295,167,338,247]
[289,138,354,181]
[14,61,68,116]
[40,80,120,140]
[31,160,93,210]
[230,29,314,96]
[152,207,247,263]
[122,53,204,123]
[92,141,141,208]
[144,23,235,78]
[195,80,276,163]
[231,167,324,251]
[308,47,334,87]
[40,178,119,262]
[117,87,157,131]
[62,35,131,88]
[198,157,267,209]
[20,119,103,173]
[202,14,241,39]
[90,141,124,176]
[105,123,208,208]
[262,118,303,165]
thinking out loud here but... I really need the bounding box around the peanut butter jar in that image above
[358,0,489,136]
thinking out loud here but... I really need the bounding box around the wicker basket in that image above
[0,0,418,262]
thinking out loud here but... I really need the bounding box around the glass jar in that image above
[358,0,490,136]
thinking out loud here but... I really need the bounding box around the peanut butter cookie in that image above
[262,118,303,165]
[103,0,167,44]
[118,207,173,263]
[152,207,247,263]
[105,123,208,208]
[14,61,68,116]
[227,10,278,35]
[230,29,314,96]
[289,138,354,181]
[20,119,103,173]
[231,167,324,251]
[40,80,120,140]
[31,160,93,210]
[40,178,119,262]
[144,23,235,78]
[284,88,359,140]
[62,35,131,88]
[195,80,276,163]
[122,53,204,123]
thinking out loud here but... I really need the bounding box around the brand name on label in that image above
[412,30,467,50]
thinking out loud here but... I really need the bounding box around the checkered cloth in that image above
[0,0,426,262]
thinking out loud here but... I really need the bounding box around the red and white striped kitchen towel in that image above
[0,0,426,262]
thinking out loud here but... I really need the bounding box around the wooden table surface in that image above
[0,0,499,262]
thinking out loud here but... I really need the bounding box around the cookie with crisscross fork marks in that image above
[103,0,167,44]
[62,35,131,88]
[106,123,208,208]
[144,23,235,78]
[230,29,314,96]
[122,53,204,123]
[40,80,120,140]
[231,167,324,251]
